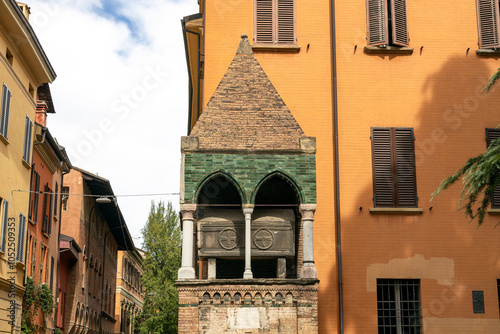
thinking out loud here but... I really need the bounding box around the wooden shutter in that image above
[17,213,26,262]
[486,128,500,207]
[0,200,8,252]
[372,128,417,207]
[33,173,40,224]
[372,128,395,207]
[0,84,11,139]
[256,0,274,44]
[54,182,58,218]
[23,116,33,164]
[277,0,295,44]
[394,128,417,207]
[48,191,53,236]
[367,0,388,46]
[48,190,53,236]
[477,0,500,48]
[391,0,409,47]
[28,168,35,220]
[42,184,48,234]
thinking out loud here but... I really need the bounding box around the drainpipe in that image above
[331,0,344,332]
[181,15,202,134]
[54,168,70,331]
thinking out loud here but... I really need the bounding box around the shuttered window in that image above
[33,173,40,224]
[17,213,26,262]
[42,184,51,235]
[372,127,417,207]
[486,128,500,208]
[255,0,295,45]
[0,200,8,252]
[23,116,33,164]
[477,0,500,48]
[0,83,11,140]
[366,0,409,47]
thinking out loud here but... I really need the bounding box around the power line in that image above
[11,189,179,198]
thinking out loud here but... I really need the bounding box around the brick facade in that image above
[178,280,318,334]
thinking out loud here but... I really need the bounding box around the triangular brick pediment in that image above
[190,34,305,151]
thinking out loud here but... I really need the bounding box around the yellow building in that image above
[0,1,56,332]
[115,249,144,334]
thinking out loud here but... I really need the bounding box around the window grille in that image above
[377,279,421,334]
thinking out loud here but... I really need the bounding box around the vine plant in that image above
[22,277,54,334]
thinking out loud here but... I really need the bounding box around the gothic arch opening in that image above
[196,173,243,208]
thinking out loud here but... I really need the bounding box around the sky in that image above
[27,0,199,246]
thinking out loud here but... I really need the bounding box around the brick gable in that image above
[190,34,305,151]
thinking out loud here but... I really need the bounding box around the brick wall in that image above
[177,280,318,334]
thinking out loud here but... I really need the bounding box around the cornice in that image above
[116,286,143,308]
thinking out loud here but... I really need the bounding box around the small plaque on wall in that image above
[472,291,484,314]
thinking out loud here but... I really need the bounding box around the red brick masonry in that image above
[177,279,318,334]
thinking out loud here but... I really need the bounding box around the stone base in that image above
[178,266,196,280]
[176,279,319,334]
[300,266,318,279]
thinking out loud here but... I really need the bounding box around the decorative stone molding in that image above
[300,137,316,154]
[181,136,199,152]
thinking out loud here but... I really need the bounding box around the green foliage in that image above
[22,277,55,334]
[135,201,181,334]
[432,137,500,226]
[481,67,500,94]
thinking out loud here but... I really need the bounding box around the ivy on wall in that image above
[22,277,54,334]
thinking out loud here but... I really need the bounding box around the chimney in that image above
[17,2,31,21]
[36,101,48,127]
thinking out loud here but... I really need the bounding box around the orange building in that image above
[25,83,71,332]
[181,0,500,333]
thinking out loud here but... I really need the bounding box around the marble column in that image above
[300,204,318,278]
[243,205,254,279]
[178,204,197,279]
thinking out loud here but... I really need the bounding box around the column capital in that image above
[242,204,254,215]
[299,204,317,218]
[180,204,197,220]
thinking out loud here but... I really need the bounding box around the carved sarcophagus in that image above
[198,209,295,258]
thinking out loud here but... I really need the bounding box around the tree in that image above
[136,201,181,334]
[432,70,500,226]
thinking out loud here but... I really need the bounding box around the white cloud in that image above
[28,0,199,245]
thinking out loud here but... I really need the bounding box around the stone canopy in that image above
[189,34,306,151]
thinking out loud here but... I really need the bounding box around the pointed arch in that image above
[251,170,304,205]
[194,170,246,205]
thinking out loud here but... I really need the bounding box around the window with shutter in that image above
[17,213,26,262]
[33,173,40,224]
[23,116,33,164]
[42,184,49,234]
[62,187,69,211]
[54,182,58,219]
[366,0,409,47]
[255,0,295,45]
[48,190,53,236]
[477,0,500,49]
[486,128,500,207]
[0,83,11,140]
[372,127,417,207]
[0,200,8,252]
